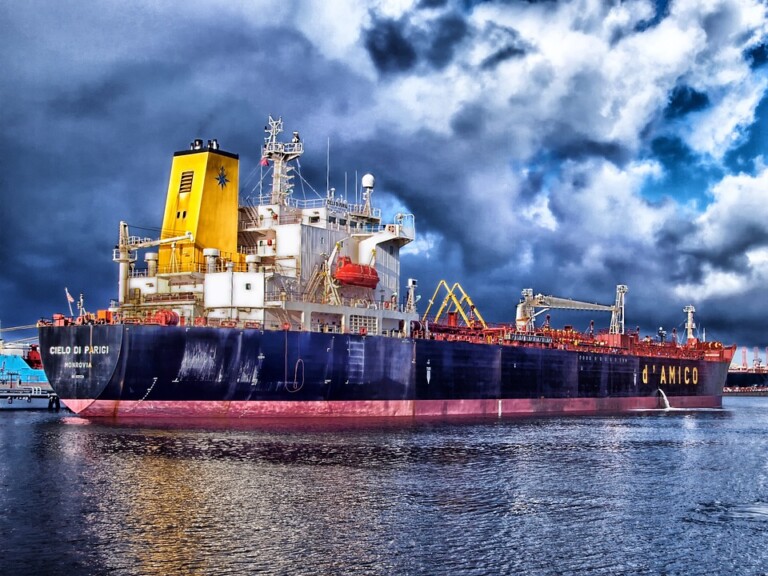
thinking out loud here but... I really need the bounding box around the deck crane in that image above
[516,284,628,334]
[113,221,194,305]
[421,281,487,329]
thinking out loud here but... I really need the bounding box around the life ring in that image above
[360,327,367,335]
[194,317,207,327]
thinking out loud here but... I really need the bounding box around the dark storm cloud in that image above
[476,21,531,69]
[692,223,768,270]
[321,124,519,274]
[481,44,527,69]
[664,85,710,120]
[0,9,374,332]
[424,14,469,68]
[48,78,130,118]
[653,219,708,284]
[527,120,631,174]
[364,10,469,74]
[3,0,768,355]
[450,102,487,137]
[364,18,418,73]
[550,135,628,165]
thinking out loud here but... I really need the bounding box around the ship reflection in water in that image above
[3,402,766,576]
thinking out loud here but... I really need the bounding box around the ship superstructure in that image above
[112,117,416,337]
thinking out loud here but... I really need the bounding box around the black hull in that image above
[38,325,728,417]
[726,371,768,388]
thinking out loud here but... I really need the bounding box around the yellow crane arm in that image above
[421,280,487,329]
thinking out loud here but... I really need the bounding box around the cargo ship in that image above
[725,347,768,392]
[37,117,735,418]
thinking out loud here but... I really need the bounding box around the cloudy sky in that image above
[2,0,768,359]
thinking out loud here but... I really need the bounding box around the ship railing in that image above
[394,213,415,240]
[263,140,304,156]
[127,235,155,246]
[129,262,207,276]
[240,214,411,239]
[278,213,302,225]
[237,244,279,259]
[266,289,406,312]
[245,193,383,218]
[143,291,199,303]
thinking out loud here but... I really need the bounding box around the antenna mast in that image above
[262,116,303,205]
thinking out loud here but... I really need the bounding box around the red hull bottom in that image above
[62,396,723,418]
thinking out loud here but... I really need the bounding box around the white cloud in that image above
[555,159,668,239]
[681,77,767,159]
[672,166,768,299]
[672,266,749,300]
[401,231,439,257]
[521,194,558,232]
[691,166,768,250]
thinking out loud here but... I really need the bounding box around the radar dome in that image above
[361,173,375,188]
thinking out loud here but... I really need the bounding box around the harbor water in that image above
[2,397,767,575]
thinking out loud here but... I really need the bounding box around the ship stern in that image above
[38,325,124,414]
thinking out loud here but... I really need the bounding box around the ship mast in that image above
[262,116,303,205]
[609,285,628,335]
[684,305,696,341]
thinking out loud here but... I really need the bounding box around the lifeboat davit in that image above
[333,256,379,289]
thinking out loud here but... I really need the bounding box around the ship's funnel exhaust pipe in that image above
[203,248,220,273]
[145,252,158,277]
[246,254,260,273]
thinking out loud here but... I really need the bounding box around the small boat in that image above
[0,340,59,410]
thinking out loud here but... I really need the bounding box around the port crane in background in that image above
[516,284,628,335]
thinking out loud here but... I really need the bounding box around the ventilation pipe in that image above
[203,248,220,273]
[145,252,158,277]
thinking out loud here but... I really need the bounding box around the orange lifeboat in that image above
[333,256,379,289]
